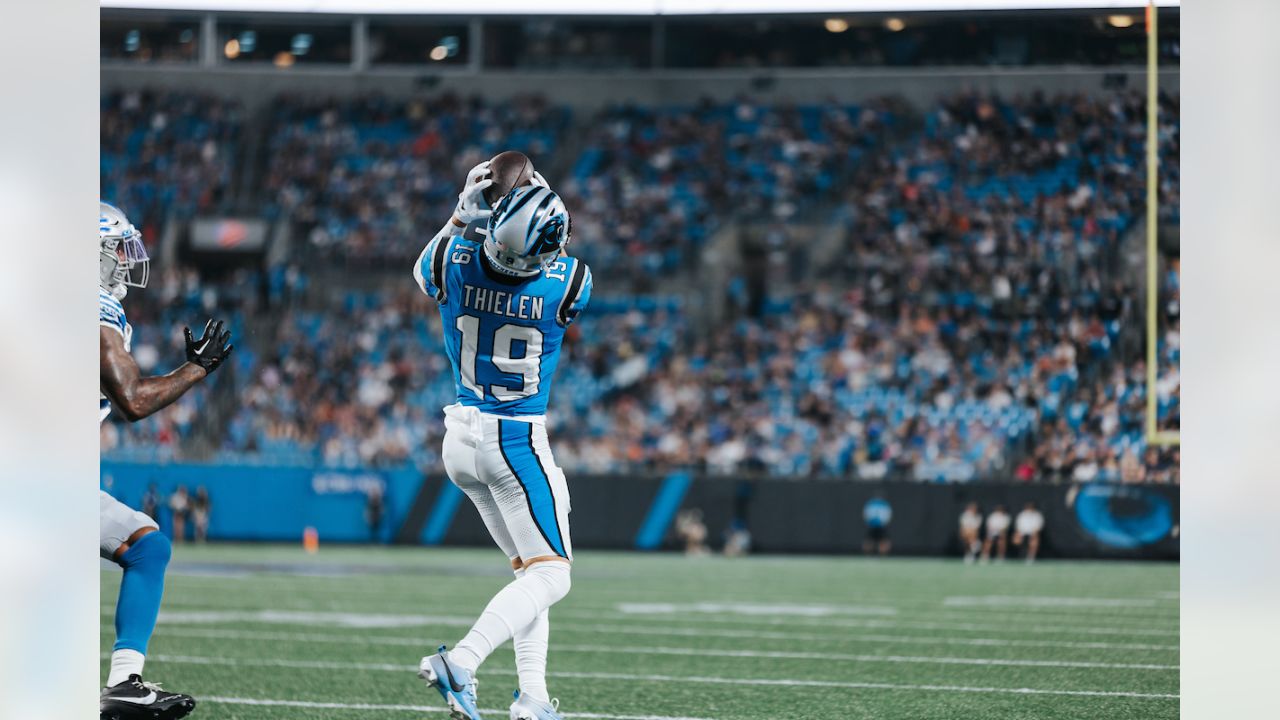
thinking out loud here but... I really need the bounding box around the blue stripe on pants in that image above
[497,420,568,559]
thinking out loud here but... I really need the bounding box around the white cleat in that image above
[509,690,563,720]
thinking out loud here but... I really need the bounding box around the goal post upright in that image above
[1145,0,1179,447]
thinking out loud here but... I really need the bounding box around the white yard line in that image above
[201,696,714,720]
[944,595,1163,609]
[129,654,1179,701]
[615,602,898,617]
[921,608,1179,625]
[101,604,1181,638]
[545,645,1177,671]
[559,609,1182,638]
[121,623,1178,653]
[131,644,1175,673]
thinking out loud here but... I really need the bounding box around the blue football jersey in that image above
[414,227,592,417]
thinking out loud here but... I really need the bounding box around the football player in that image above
[99,202,233,720]
[413,162,591,720]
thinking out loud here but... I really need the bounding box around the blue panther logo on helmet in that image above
[528,214,567,257]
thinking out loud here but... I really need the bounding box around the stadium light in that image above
[824,18,849,33]
[1108,14,1136,27]
[290,33,312,55]
[884,17,906,31]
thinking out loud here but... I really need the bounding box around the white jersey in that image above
[1016,510,1045,535]
[986,511,1011,535]
[959,510,982,532]
[99,287,132,423]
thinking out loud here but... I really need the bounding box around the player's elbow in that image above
[113,390,151,422]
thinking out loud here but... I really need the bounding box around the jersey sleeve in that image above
[413,234,452,304]
[99,290,127,336]
[556,260,592,327]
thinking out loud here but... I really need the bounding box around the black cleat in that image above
[100,675,196,720]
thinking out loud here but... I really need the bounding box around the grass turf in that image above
[101,544,1178,720]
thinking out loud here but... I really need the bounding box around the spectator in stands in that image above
[100,90,1180,487]
[1013,501,1045,563]
[981,504,1011,563]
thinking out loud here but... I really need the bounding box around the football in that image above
[484,150,535,206]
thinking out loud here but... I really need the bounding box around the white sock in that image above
[451,562,570,672]
[107,649,145,687]
[511,567,552,703]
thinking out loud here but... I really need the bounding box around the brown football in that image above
[484,150,535,207]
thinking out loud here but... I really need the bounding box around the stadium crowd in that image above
[562,98,904,286]
[262,93,569,265]
[100,88,1179,482]
[100,90,244,239]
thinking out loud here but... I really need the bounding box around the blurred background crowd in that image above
[100,84,1179,483]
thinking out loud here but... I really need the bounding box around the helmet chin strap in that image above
[112,284,128,300]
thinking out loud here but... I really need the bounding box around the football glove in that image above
[454,160,494,225]
[184,319,234,375]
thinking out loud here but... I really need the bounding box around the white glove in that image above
[530,170,550,189]
[453,160,493,225]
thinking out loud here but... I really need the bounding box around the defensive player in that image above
[413,162,591,720]
[99,202,234,719]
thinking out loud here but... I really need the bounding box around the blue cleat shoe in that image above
[509,689,563,720]
[419,646,484,720]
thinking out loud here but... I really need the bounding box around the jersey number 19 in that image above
[456,315,544,401]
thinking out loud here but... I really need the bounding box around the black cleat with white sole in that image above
[100,675,196,720]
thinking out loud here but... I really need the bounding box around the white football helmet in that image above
[100,202,149,299]
[484,186,571,278]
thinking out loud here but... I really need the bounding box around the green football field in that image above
[101,544,1179,720]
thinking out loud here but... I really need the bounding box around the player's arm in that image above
[450,160,493,228]
[100,319,233,422]
[415,160,494,298]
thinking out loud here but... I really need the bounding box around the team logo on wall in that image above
[1069,483,1175,549]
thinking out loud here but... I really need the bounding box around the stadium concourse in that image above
[99,88,1179,483]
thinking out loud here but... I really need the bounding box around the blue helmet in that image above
[484,185,571,277]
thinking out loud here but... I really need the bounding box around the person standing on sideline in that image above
[981,504,1011,563]
[1013,502,1045,563]
[958,502,983,564]
[141,484,161,523]
[191,487,211,543]
[863,495,893,556]
[168,486,190,543]
[365,484,385,543]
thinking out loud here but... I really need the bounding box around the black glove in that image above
[184,319,234,374]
